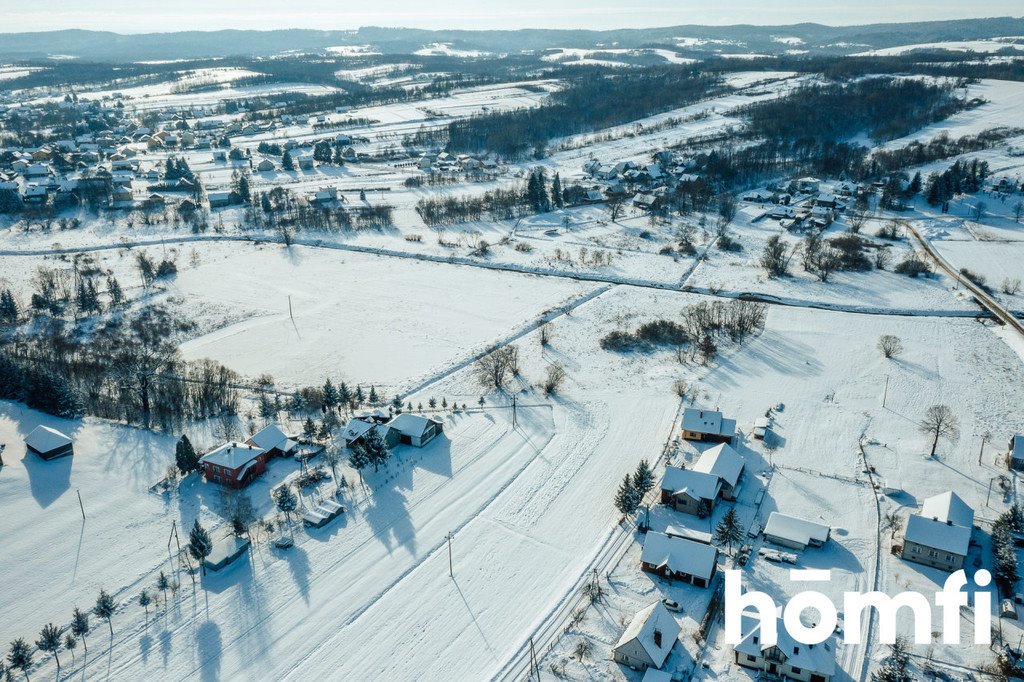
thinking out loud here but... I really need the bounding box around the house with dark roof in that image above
[660,466,721,517]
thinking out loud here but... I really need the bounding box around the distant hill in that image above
[0,18,1022,62]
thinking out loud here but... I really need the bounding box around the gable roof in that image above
[682,408,736,438]
[660,466,721,502]
[388,413,442,439]
[613,601,681,669]
[919,491,974,529]
[25,425,72,453]
[692,443,744,488]
[763,512,830,547]
[200,442,264,470]
[641,531,718,580]
[734,610,836,677]
[247,423,297,454]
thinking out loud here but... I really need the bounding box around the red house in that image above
[200,442,269,489]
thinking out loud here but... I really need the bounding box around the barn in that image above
[388,414,444,447]
[25,425,74,460]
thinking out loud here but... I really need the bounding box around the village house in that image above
[388,413,444,447]
[200,442,270,489]
[691,443,744,501]
[207,190,234,208]
[24,425,74,460]
[1008,434,1024,472]
[660,465,721,516]
[640,531,718,587]
[246,423,299,458]
[734,610,836,682]
[341,418,400,449]
[611,601,681,672]
[681,407,736,444]
[901,490,974,572]
[762,512,831,551]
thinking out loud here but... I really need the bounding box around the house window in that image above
[747,654,757,662]
[753,636,758,644]
[946,554,953,561]
[928,550,939,558]
[791,667,802,675]
[911,545,919,553]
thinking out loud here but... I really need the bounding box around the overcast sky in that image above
[1,0,1021,33]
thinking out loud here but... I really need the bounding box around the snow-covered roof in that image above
[641,531,718,580]
[920,491,974,528]
[734,610,836,677]
[763,512,830,547]
[641,669,673,682]
[613,601,681,669]
[692,443,744,488]
[388,413,442,439]
[660,466,721,502]
[904,491,974,556]
[247,423,297,454]
[682,408,736,438]
[200,442,265,470]
[25,425,72,453]
[1013,435,1024,462]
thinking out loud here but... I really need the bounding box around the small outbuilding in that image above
[763,512,831,551]
[388,413,444,447]
[204,535,250,572]
[1009,435,1024,472]
[25,425,74,460]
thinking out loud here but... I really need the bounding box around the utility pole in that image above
[530,637,538,680]
[76,489,86,521]
[446,531,454,577]
[882,375,890,408]
[512,395,517,429]
[979,434,989,466]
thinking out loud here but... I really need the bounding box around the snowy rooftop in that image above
[200,442,265,470]
[24,425,72,453]
[681,407,736,438]
[735,610,836,677]
[640,531,718,580]
[1011,434,1023,462]
[613,601,681,670]
[904,491,974,556]
[660,466,721,502]
[247,423,297,454]
[919,490,974,528]
[389,413,442,439]
[692,443,744,488]
[763,512,830,547]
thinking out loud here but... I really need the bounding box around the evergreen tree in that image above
[303,417,317,441]
[338,382,352,409]
[551,172,564,209]
[714,508,744,554]
[322,379,339,410]
[188,520,213,575]
[362,428,392,472]
[368,385,379,405]
[354,385,365,405]
[106,276,124,307]
[0,289,19,324]
[157,572,170,605]
[27,370,81,418]
[139,590,151,616]
[70,608,90,652]
[36,623,63,672]
[6,639,31,680]
[348,441,370,485]
[63,633,77,662]
[175,435,199,475]
[614,474,640,516]
[282,150,295,172]
[93,589,116,636]
[390,395,403,411]
[273,485,298,539]
[631,459,655,496]
[908,171,922,195]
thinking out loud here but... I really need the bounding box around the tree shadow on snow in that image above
[196,621,222,682]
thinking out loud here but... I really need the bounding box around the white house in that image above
[611,601,681,671]
[734,610,836,682]
[901,491,974,572]
[692,443,744,500]
[763,512,830,550]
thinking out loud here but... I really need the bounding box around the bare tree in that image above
[882,511,903,540]
[760,235,789,277]
[539,322,553,346]
[972,201,987,222]
[1002,278,1022,296]
[475,346,518,390]
[543,363,567,395]
[877,335,903,359]
[848,211,869,234]
[919,405,959,457]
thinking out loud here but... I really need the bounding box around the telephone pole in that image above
[446,531,454,577]
[530,637,538,680]
[512,395,518,428]
[76,489,86,520]
[882,375,890,408]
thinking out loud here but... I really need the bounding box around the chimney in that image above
[653,629,663,648]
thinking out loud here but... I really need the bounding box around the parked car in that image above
[274,535,294,549]
[661,598,682,612]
